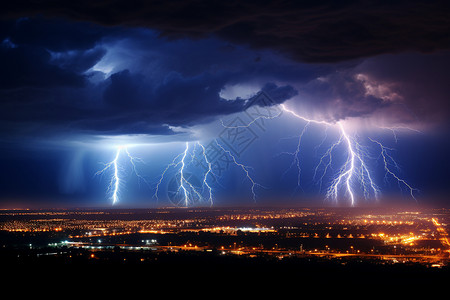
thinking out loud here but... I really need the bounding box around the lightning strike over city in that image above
[237,103,416,206]
[96,146,148,205]
[154,142,216,207]
[2,0,450,284]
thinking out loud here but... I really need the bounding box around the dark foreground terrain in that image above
[2,246,448,287]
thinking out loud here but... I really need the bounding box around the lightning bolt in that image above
[313,134,343,192]
[280,104,331,126]
[368,137,418,201]
[179,142,191,206]
[324,123,380,206]
[154,142,191,206]
[154,141,216,207]
[280,104,415,206]
[279,104,332,192]
[95,146,148,205]
[280,121,310,189]
[214,139,263,201]
[198,142,214,206]
[154,145,185,203]
[378,126,422,143]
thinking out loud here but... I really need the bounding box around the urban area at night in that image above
[2,207,449,274]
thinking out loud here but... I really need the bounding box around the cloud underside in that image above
[1,1,450,143]
[0,18,299,140]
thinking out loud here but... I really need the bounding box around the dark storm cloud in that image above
[0,44,85,88]
[1,1,450,144]
[0,18,300,142]
[101,69,297,127]
[2,0,450,62]
[0,18,109,89]
[3,17,105,51]
[103,69,145,107]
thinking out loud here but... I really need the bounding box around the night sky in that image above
[1,1,450,208]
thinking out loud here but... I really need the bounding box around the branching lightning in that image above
[368,137,418,201]
[198,142,214,206]
[280,104,417,206]
[280,121,310,189]
[95,103,418,207]
[153,137,264,206]
[96,146,148,205]
[378,126,422,143]
[214,139,263,201]
[278,104,333,193]
[219,102,416,205]
[154,141,216,207]
[323,123,380,206]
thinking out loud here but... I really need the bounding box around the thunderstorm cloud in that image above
[1,1,450,143]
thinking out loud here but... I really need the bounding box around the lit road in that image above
[152,245,448,263]
[432,218,450,250]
